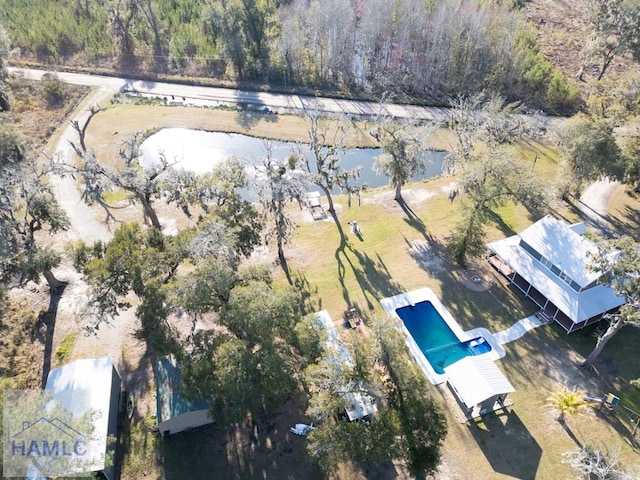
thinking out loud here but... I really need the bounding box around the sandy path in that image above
[50,86,115,245]
[577,179,619,237]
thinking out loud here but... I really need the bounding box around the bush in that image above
[546,71,582,115]
[40,73,67,108]
[55,334,76,363]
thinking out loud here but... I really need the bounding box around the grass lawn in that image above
[84,104,640,479]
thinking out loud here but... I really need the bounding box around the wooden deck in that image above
[488,254,514,276]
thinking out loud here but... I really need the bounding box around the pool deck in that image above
[380,288,506,385]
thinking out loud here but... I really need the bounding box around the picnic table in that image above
[345,308,362,329]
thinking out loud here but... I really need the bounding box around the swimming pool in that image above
[380,288,504,384]
[396,302,491,374]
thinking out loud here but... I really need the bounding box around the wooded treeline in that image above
[0,0,580,113]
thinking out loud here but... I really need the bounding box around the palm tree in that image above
[547,384,594,424]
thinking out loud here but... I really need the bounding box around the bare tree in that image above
[563,446,633,480]
[294,111,361,235]
[445,93,548,264]
[252,143,307,284]
[371,112,434,203]
[70,105,105,156]
[134,0,163,59]
[106,0,136,61]
[80,134,170,229]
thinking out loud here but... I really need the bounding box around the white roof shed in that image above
[32,358,121,480]
[314,310,378,421]
[445,356,515,410]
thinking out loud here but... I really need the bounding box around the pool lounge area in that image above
[380,288,506,385]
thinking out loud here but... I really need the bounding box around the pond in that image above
[139,128,446,191]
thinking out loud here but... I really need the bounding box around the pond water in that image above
[139,128,446,190]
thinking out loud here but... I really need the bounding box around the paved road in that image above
[8,66,451,121]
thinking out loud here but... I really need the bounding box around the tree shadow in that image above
[563,195,615,239]
[558,418,583,447]
[600,411,640,451]
[161,396,324,480]
[607,203,640,239]
[396,197,430,237]
[486,210,518,238]
[334,231,403,312]
[468,409,542,480]
[292,270,320,314]
[115,334,156,480]
[38,283,67,389]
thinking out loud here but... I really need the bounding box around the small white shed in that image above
[445,356,515,416]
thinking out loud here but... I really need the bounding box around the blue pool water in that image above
[396,301,491,374]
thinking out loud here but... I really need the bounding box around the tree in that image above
[299,313,448,477]
[447,201,489,266]
[0,122,24,166]
[106,0,136,62]
[372,115,434,202]
[88,134,168,229]
[583,237,640,367]
[72,104,263,245]
[0,157,70,290]
[180,269,306,425]
[75,222,190,341]
[210,0,278,80]
[547,384,593,423]
[70,109,169,230]
[0,23,10,111]
[252,144,307,283]
[563,446,634,480]
[133,0,163,61]
[294,111,361,235]
[206,158,263,259]
[583,0,640,81]
[40,73,68,108]
[304,318,397,475]
[616,118,640,191]
[555,115,624,197]
[445,94,548,264]
[372,315,447,479]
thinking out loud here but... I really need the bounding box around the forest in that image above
[0,0,580,113]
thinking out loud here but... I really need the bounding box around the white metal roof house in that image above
[34,357,121,480]
[488,215,625,333]
[154,354,213,436]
